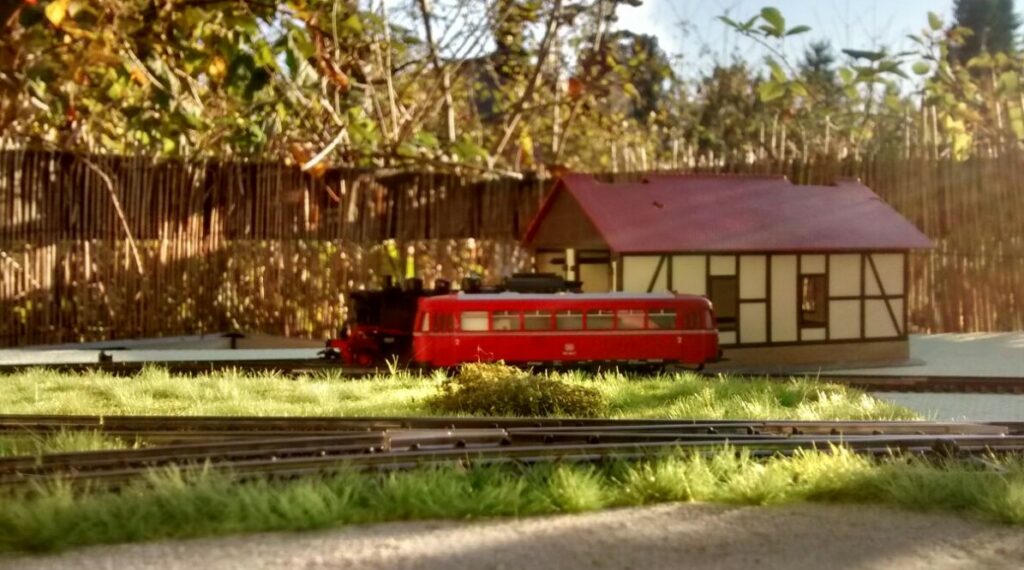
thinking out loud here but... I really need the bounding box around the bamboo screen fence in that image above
[1,149,1021,346]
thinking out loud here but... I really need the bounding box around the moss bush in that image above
[428,363,606,417]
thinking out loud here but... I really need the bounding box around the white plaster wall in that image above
[829,299,861,339]
[740,255,767,299]
[579,263,611,292]
[829,254,861,297]
[865,299,900,338]
[802,328,827,341]
[536,251,564,277]
[672,255,706,295]
[718,330,737,346]
[622,256,667,292]
[801,254,826,274]
[770,255,798,342]
[740,303,767,344]
[866,253,904,296]
[709,255,736,276]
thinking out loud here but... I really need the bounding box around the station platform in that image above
[812,333,1023,378]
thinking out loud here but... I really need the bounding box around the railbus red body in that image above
[412,292,720,368]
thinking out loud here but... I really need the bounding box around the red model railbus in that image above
[412,292,720,369]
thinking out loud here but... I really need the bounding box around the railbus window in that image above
[420,313,430,332]
[648,309,677,329]
[586,309,614,330]
[616,309,646,330]
[555,310,584,330]
[492,310,520,331]
[460,311,489,332]
[523,310,553,331]
[435,313,454,332]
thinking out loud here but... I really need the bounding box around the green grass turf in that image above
[2,366,915,420]
[1,448,1022,553]
[2,367,979,554]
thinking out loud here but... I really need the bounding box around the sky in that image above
[614,0,988,76]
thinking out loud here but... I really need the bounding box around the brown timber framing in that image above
[618,249,908,348]
[866,253,905,336]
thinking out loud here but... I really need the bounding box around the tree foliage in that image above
[2,1,1023,169]
[951,0,1020,64]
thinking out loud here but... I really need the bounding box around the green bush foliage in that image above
[428,363,607,417]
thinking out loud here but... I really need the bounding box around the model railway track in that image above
[0,415,1021,490]
[1,359,1023,393]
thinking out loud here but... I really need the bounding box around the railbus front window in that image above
[586,309,614,330]
[617,309,646,329]
[420,313,430,332]
[460,311,489,332]
[648,309,677,329]
[556,310,584,330]
[524,310,553,331]
[436,313,455,332]
[492,310,520,331]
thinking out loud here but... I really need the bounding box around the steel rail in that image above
[0,416,1019,489]
[3,432,1022,489]
[0,414,1013,434]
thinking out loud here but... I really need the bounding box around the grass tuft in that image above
[0,366,915,421]
[1,450,1023,554]
[428,362,607,417]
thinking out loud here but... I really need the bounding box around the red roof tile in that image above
[523,173,933,252]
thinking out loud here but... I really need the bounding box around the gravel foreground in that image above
[3,503,1022,570]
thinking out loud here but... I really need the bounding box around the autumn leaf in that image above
[44,0,69,26]
[208,56,227,82]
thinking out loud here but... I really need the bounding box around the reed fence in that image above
[1,149,1021,346]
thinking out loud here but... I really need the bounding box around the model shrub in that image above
[428,362,607,417]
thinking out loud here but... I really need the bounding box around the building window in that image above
[708,276,738,331]
[800,275,828,327]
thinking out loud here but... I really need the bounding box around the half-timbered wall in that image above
[615,252,907,347]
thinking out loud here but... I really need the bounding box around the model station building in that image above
[521,173,933,366]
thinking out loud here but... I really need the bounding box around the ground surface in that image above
[874,392,1024,421]
[833,333,1024,378]
[4,503,1022,570]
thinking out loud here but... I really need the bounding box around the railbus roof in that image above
[421,292,707,302]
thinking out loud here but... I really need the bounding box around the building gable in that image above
[524,185,608,250]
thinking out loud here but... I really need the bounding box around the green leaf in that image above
[789,82,809,98]
[767,59,786,82]
[912,61,930,75]
[998,71,1020,92]
[838,67,855,84]
[927,11,942,32]
[452,138,489,162]
[786,25,811,36]
[760,7,785,35]
[842,49,886,62]
[106,81,125,101]
[341,14,363,34]
[413,131,440,149]
[757,81,786,102]
[716,15,739,29]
